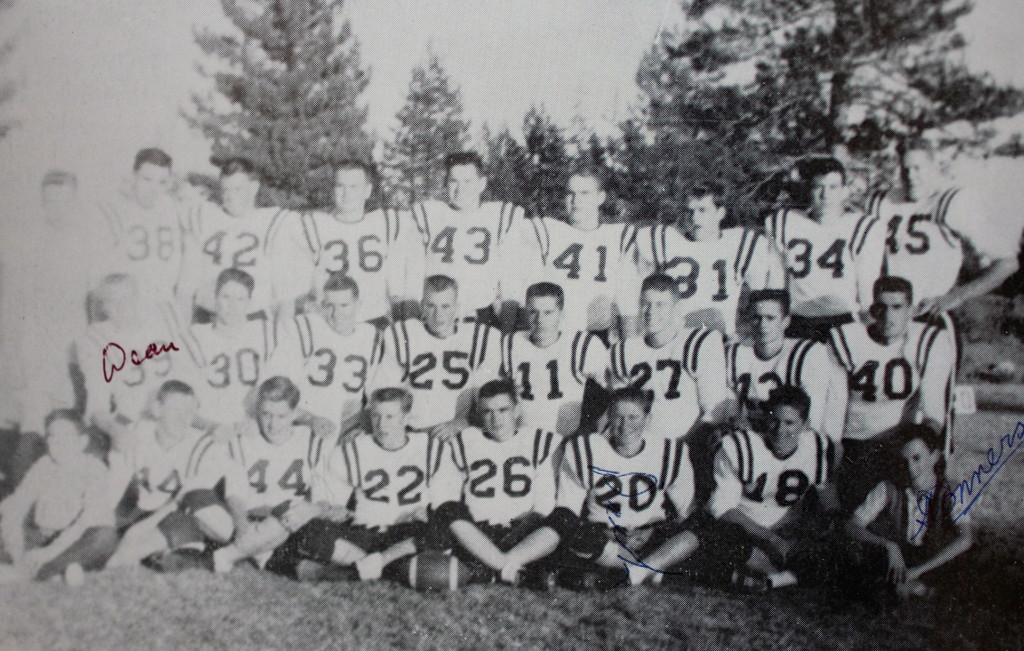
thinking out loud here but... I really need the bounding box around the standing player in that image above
[546,388,699,586]
[432,380,559,583]
[290,387,446,581]
[765,158,887,340]
[708,386,834,591]
[522,168,637,337]
[609,274,729,439]
[411,152,527,325]
[298,161,419,325]
[376,275,500,439]
[631,184,784,338]
[500,282,608,437]
[726,289,847,442]
[829,276,955,507]
[270,273,385,433]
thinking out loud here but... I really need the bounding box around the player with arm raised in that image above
[410,152,526,326]
[298,161,419,326]
[630,183,784,339]
[765,157,887,341]
[829,276,954,509]
[376,275,500,440]
[544,388,698,587]
[288,387,446,582]
[431,380,559,585]
[726,289,847,443]
[500,282,608,437]
[708,386,834,592]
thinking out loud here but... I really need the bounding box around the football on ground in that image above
[407,551,474,591]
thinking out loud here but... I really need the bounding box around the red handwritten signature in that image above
[103,342,179,383]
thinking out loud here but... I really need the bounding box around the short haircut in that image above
[687,182,725,207]
[765,384,811,422]
[641,273,679,297]
[424,274,458,297]
[568,165,606,191]
[220,157,258,179]
[335,159,376,183]
[258,376,301,409]
[44,408,86,436]
[371,386,413,413]
[134,147,173,171]
[610,387,653,415]
[444,151,485,176]
[873,275,914,305]
[525,281,565,310]
[478,379,518,404]
[748,289,791,317]
[895,422,943,453]
[216,267,255,298]
[156,379,195,403]
[42,170,77,189]
[323,272,360,298]
[800,156,846,185]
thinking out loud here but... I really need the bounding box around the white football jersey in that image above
[411,200,525,314]
[522,218,637,331]
[709,427,832,529]
[299,208,414,322]
[222,423,324,510]
[500,330,608,436]
[609,328,728,437]
[179,318,279,425]
[120,420,221,513]
[557,435,694,531]
[830,320,954,441]
[436,427,557,526]
[632,225,783,335]
[377,319,500,430]
[725,337,847,441]
[313,431,445,528]
[765,209,886,318]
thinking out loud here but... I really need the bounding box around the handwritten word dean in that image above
[103,342,179,383]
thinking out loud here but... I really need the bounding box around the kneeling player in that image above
[432,380,560,584]
[546,388,698,587]
[290,387,445,582]
[106,381,235,570]
[708,385,834,591]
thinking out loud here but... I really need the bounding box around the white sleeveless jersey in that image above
[223,424,324,510]
[379,319,499,430]
[499,330,608,436]
[441,427,557,525]
[125,420,220,512]
[765,208,885,317]
[411,200,525,313]
[868,189,965,303]
[522,218,637,331]
[710,427,832,529]
[314,431,446,528]
[633,225,781,335]
[609,327,727,437]
[558,435,694,531]
[300,208,409,322]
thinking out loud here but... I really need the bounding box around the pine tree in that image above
[188,0,371,208]
[382,55,469,208]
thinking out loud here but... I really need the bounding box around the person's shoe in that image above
[355,553,384,581]
[64,562,85,586]
[145,548,214,573]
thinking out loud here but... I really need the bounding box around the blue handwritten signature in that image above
[912,421,1024,539]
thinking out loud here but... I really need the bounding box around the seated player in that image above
[707,385,834,592]
[765,157,886,341]
[546,388,698,587]
[377,275,499,439]
[0,410,119,584]
[270,273,385,434]
[431,380,559,584]
[500,282,608,437]
[609,274,729,439]
[829,276,954,508]
[289,387,446,582]
[209,377,326,574]
[106,380,235,569]
[845,423,972,601]
[726,289,847,442]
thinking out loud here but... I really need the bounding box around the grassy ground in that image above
[1,410,1022,650]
